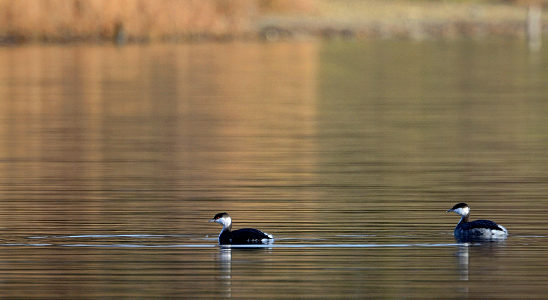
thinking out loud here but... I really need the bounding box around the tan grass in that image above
[0,0,312,42]
[0,0,540,42]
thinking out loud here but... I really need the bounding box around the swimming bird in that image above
[209,212,274,245]
[446,203,508,242]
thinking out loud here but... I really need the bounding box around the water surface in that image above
[0,40,548,298]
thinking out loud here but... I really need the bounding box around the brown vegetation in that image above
[0,0,544,43]
[0,0,313,43]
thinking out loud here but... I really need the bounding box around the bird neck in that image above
[459,214,470,224]
[220,218,232,232]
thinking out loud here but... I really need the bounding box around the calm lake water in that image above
[0,40,548,298]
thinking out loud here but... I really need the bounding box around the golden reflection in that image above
[0,42,320,235]
[0,40,548,299]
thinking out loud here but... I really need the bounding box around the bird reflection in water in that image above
[456,244,470,282]
[454,241,506,295]
[216,246,274,298]
[217,247,232,298]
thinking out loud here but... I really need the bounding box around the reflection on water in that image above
[217,248,232,298]
[457,244,470,281]
[0,40,548,298]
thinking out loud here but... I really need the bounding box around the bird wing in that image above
[464,220,504,231]
[230,228,271,243]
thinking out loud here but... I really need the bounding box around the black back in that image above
[460,219,504,232]
[219,228,270,244]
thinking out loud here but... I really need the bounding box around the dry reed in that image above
[0,0,313,42]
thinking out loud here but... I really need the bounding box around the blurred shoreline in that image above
[0,0,545,44]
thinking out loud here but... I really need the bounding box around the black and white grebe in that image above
[447,203,508,241]
[209,212,274,245]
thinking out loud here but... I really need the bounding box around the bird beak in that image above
[208,219,215,223]
[446,209,453,213]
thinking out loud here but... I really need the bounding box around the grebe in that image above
[447,203,508,241]
[209,212,274,245]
